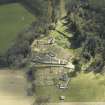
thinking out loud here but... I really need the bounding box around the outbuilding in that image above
[59,96,65,100]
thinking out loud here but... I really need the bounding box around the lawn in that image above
[0,3,35,54]
[36,72,105,102]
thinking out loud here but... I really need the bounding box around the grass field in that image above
[0,69,34,105]
[0,3,35,54]
[0,69,105,105]
[36,72,105,102]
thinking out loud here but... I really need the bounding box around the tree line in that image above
[64,0,105,73]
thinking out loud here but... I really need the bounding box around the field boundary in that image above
[49,102,105,105]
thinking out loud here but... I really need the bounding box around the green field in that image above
[0,3,35,54]
[36,72,105,102]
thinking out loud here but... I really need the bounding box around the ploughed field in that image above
[0,3,35,54]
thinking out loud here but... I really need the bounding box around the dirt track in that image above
[0,69,34,105]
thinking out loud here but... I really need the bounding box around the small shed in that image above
[59,96,65,100]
